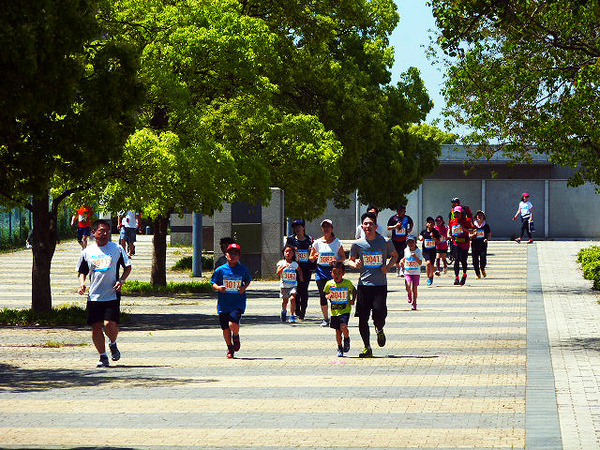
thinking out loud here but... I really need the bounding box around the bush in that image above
[578,246,600,291]
[0,304,88,326]
[171,255,213,271]
[122,280,213,295]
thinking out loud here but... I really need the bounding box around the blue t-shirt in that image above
[210,263,251,314]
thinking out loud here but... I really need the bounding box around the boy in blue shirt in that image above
[211,243,251,359]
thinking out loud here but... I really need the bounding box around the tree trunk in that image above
[31,194,58,313]
[150,214,169,286]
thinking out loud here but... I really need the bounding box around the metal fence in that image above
[0,206,73,250]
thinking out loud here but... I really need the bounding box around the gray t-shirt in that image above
[350,235,396,286]
[77,241,131,302]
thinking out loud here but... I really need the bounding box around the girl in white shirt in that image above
[512,193,533,243]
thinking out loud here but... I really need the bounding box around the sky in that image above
[388,1,446,127]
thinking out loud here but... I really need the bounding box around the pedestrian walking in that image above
[448,206,473,286]
[419,217,441,286]
[285,219,314,321]
[513,193,534,243]
[434,215,449,275]
[210,243,252,359]
[276,245,303,323]
[77,219,131,367]
[117,210,140,257]
[471,210,491,278]
[348,212,398,357]
[324,262,355,357]
[401,235,422,310]
[309,219,346,327]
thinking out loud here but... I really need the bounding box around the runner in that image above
[71,204,94,249]
[387,205,413,276]
[324,262,356,357]
[276,245,303,323]
[512,193,534,243]
[448,206,473,286]
[309,219,346,327]
[471,210,492,278]
[434,215,449,275]
[401,235,422,310]
[419,217,441,286]
[348,212,398,357]
[285,219,314,320]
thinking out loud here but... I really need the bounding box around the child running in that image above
[434,215,449,275]
[276,245,304,323]
[324,262,356,357]
[210,243,252,359]
[419,217,441,286]
[401,236,422,310]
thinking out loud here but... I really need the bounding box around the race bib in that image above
[424,239,435,249]
[476,229,485,238]
[406,257,419,269]
[79,214,86,223]
[282,268,297,284]
[318,252,336,265]
[363,251,383,268]
[329,287,348,310]
[297,249,309,263]
[440,236,447,243]
[452,224,463,235]
[90,254,112,272]
[397,227,406,236]
[223,276,242,293]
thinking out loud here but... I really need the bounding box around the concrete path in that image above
[0,236,598,449]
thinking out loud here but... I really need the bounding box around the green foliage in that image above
[171,255,213,271]
[0,305,88,326]
[578,246,600,290]
[122,280,213,295]
[429,0,600,187]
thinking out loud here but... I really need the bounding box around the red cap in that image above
[226,243,241,253]
[522,192,530,197]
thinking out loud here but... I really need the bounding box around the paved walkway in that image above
[0,237,598,449]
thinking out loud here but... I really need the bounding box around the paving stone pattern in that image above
[0,236,598,448]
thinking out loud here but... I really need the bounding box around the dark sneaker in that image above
[109,342,120,361]
[97,354,109,367]
[359,347,373,358]
[376,329,386,347]
[343,337,351,353]
[232,335,241,352]
[227,345,235,359]
[337,346,344,357]
[528,239,534,244]
[481,269,487,278]
[454,277,460,285]
[460,274,467,285]
[280,310,287,322]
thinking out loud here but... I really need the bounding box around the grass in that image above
[34,340,88,348]
[122,280,213,295]
[0,304,88,326]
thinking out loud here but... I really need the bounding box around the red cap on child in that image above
[226,243,241,253]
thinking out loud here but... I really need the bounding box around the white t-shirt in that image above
[313,238,343,266]
[122,210,137,228]
[519,201,533,218]
[277,260,299,288]
[77,242,131,302]
[403,247,423,276]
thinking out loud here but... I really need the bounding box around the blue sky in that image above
[388,2,445,127]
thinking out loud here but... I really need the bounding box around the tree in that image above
[429,0,600,186]
[0,0,142,312]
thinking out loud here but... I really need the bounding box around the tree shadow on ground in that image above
[123,312,280,331]
[555,338,600,352]
[0,363,218,393]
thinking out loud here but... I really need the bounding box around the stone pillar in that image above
[261,188,285,280]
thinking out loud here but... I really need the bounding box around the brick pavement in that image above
[0,236,597,448]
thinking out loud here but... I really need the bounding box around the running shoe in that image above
[515,237,521,243]
[337,346,344,357]
[280,310,287,323]
[476,273,481,279]
[343,337,351,353]
[232,334,241,351]
[460,274,467,285]
[359,347,373,358]
[97,354,109,367]
[434,270,441,277]
[109,342,120,361]
[454,277,460,285]
[481,269,487,278]
[320,319,330,327]
[376,328,386,347]
[528,239,534,244]
[289,314,296,323]
[227,345,235,359]
[426,277,433,286]
[412,304,417,311]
